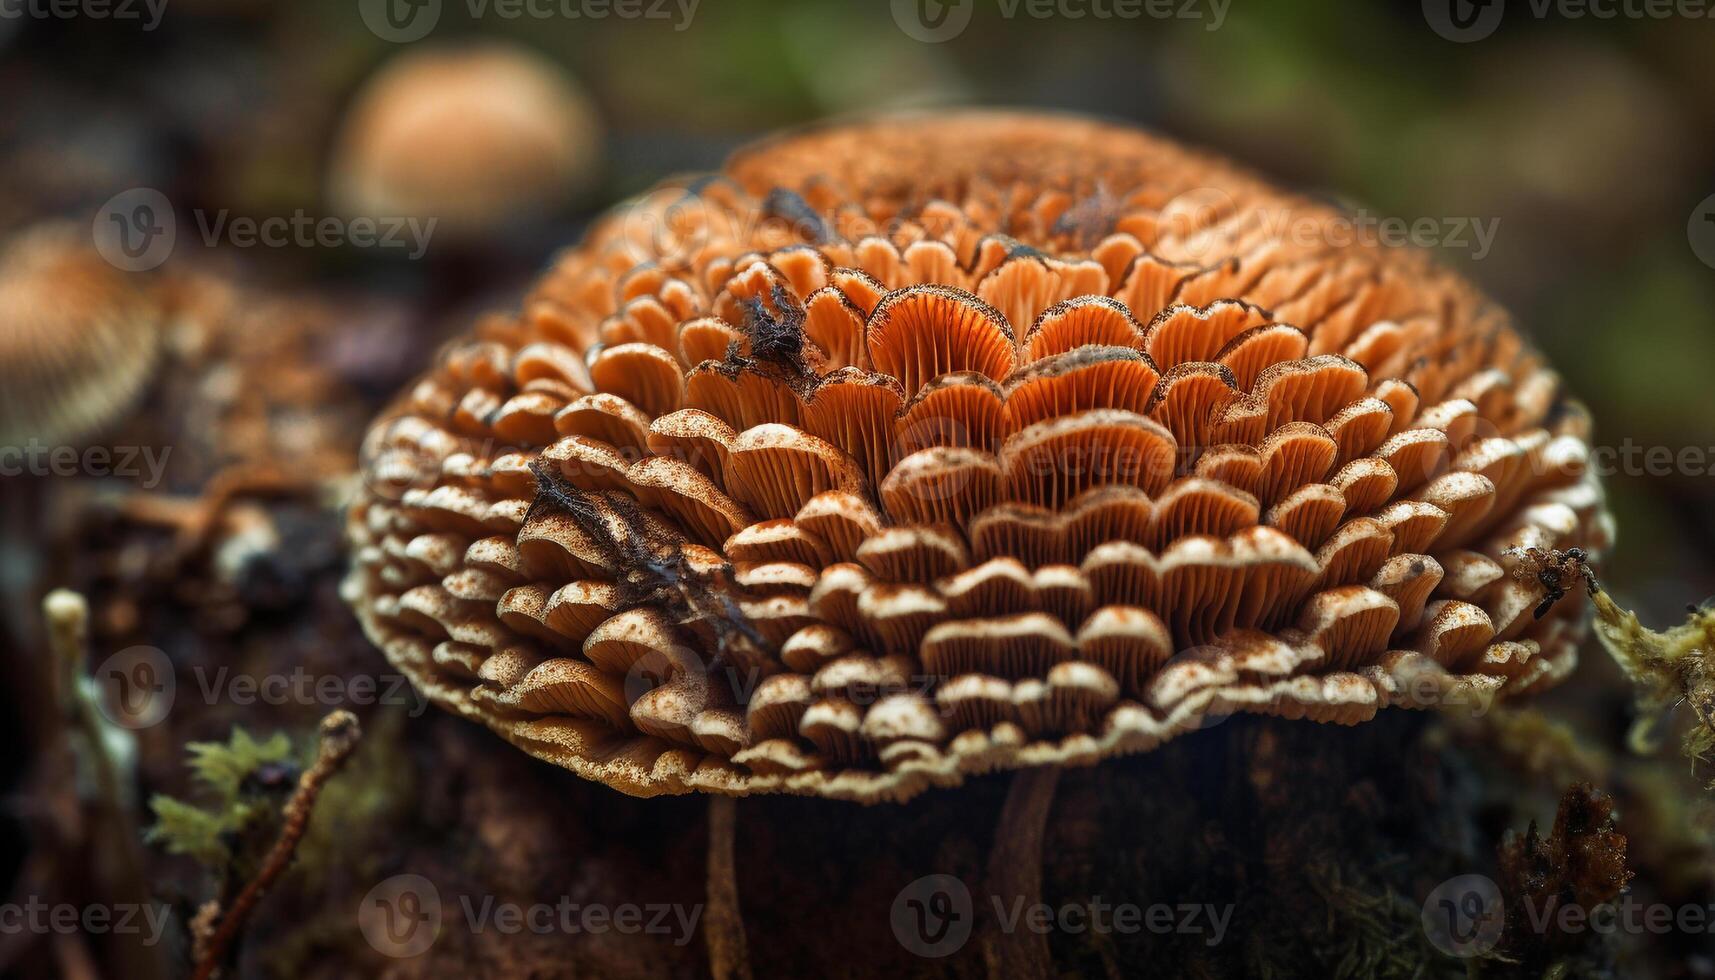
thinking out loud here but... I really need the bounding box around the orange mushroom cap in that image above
[344,112,1610,801]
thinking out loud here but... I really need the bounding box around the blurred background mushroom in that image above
[327,42,604,249]
[0,222,162,451]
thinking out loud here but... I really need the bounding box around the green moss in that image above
[145,727,297,870]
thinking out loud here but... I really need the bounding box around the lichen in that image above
[1588,588,1715,768]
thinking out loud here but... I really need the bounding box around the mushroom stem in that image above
[983,765,1061,980]
[704,795,753,980]
[44,590,166,980]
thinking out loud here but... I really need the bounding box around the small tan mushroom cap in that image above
[328,43,602,237]
[0,222,161,447]
[344,112,1610,802]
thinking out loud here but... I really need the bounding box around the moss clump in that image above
[146,727,298,872]
[1494,784,1632,975]
[1589,589,1715,772]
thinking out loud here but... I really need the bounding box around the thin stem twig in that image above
[190,710,363,980]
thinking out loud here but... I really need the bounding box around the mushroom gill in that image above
[343,112,1610,803]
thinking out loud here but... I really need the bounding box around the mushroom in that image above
[343,112,1610,971]
[328,43,603,241]
[0,222,161,448]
